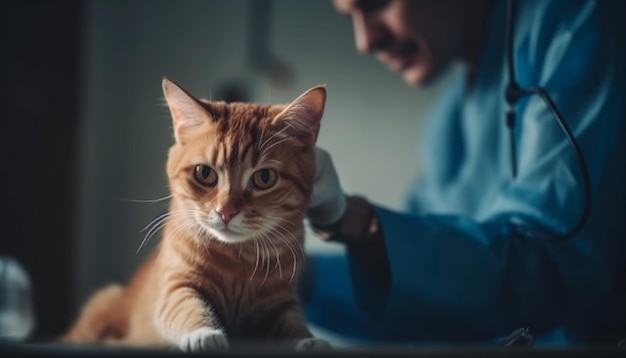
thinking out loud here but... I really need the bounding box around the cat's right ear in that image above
[271,85,326,148]
[162,78,211,144]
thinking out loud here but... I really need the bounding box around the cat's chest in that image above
[199,244,296,296]
[207,262,295,338]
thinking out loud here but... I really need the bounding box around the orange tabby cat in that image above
[61,78,329,351]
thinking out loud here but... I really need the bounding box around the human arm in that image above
[305,0,626,343]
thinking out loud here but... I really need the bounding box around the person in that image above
[302,0,626,347]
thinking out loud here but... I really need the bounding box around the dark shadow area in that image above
[0,0,84,340]
[1,341,626,358]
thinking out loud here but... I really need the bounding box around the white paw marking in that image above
[295,338,332,350]
[179,327,228,352]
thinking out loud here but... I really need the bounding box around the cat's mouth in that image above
[192,212,250,243]
[203,222,252,244]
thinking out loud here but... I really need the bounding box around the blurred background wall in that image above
[2,0,457,341]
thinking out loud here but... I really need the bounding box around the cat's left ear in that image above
[162,78,211,144]
[272,85,326,147]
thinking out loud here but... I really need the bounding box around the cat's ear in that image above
[162,78,211,144]
[272,85,326,147]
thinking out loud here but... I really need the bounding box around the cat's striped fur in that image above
[61,79,329,351]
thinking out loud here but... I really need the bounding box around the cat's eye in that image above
[193,165,218,186]
[251,169,278,190]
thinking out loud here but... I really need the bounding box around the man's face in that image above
[333,0,471,87]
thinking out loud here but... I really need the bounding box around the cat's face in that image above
[162,79,325,244]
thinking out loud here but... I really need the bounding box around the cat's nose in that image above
[216,206,240,224]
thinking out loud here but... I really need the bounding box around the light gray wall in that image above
[75,0,452,310]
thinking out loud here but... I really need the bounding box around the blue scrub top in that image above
[304,0,626,346]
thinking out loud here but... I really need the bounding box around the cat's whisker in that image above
[161,212,201,238]
[270,223,305,258]
[138,209,203,252]
[262,236,279,284]
[137,213,180,254]
[267,227,300,284]
[254,230,284,280]
[257,125,268,152]
[160,209,210,233]
[260,237,271,288]
[261,137,292,156]
[259,125,291,152]
[139,212,172,233]
[254,237,263,280]
[250,238,260,281]
[258,125,286,151]
[277,235,298,284]
[139,217,169,247]
[259,239,265,270]
[137,221,166,254]
[268,237,283,279]
[142,209,203,231]
[272,224,306,279]
[261,239,269,267]
[261,215,295,230]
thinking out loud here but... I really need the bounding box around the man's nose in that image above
[353,15,386,54]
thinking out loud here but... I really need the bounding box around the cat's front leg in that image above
[154,286,228,352]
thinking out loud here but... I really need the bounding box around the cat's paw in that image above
[179,327,228,352]
[294,338,332,351]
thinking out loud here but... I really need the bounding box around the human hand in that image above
[307,147,347,227]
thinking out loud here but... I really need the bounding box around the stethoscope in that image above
[503,0,591,242]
